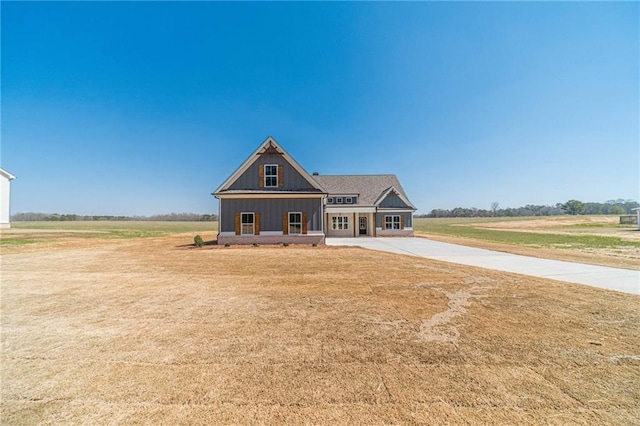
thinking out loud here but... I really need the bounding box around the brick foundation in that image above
[217,234,325,246]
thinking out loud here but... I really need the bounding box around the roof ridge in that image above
[313,173,397,177]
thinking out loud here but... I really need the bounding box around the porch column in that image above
[353,213,357,237]
[372,213,376,237]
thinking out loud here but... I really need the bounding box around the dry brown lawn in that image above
[2,233,639,425]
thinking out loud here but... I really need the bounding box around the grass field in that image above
[2,221,218,249]
[414,216,640,270]
[1,222,639,424]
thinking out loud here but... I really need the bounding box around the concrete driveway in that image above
[325,237,640,295]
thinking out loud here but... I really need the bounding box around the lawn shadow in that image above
[176,239,218,249]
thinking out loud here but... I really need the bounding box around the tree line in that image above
[417,199,639,218]
[11,212,218,222]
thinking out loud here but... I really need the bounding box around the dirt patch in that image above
[2,235,639,424]
[418,286,490,343]
[471,216,618,229]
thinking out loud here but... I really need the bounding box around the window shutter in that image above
[258,165,264,188]
[278,165,284,188]
[400,215,405,229]
[255,212,261,235]
[302,212,308,235]
[234,213,241,235]
[381,215,386,230]
[282,213,288,235]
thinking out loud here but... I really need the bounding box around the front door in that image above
[359,216,367,235]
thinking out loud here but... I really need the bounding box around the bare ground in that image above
[2,234,639,424]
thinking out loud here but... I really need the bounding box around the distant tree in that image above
[490,201,499,217]
[561,200,586,215]
[608,205,626,215]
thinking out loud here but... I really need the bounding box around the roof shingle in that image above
[312,174,414,208]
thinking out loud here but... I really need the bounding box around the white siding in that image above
[0,172,14,228]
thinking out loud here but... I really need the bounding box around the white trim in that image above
[264,163,278,188]
[384,214,401,230]
[374,186,417,210]
[240,211,255,235]
[326,206,376,213]
[288,211,302,235]
[330,215,349,231]
[259,231,284,236]
[217,193,324,199]
[376,208,415,212]
[0,168,16,180]
[220,230,323,237]
[217,197,221,238]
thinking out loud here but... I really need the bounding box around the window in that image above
[385,215,401,230]
[289,212,302,235]
[336,197,343,204]
[264,164,278,187]
[331,216,349,230]
[241,213,254,235]
[346,197,353,204]
[328,197,334,204]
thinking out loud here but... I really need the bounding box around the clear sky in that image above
[2,1,638,216]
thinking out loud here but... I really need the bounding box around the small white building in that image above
[633,207,640,231]
[0,168,16,229]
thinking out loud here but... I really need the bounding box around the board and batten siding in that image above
[376,212,413,228]
[378,192,411,209]
[221,198,323,232]
[228,154,317,191]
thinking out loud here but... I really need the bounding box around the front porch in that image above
[325,211,376,238]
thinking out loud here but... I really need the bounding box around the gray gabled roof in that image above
[213,136,326,195]
[312,174,416,209]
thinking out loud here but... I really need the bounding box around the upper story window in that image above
[328,197,334,204]
[264,165,278,187]
[346,197,353,204]
[336,197,343,204]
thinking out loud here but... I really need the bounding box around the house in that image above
[313,174,416,238]
[213,137,416,244]
[0,168,17,229]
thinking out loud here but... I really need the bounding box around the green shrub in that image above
[312,243,318,247]
[252,242,260,247]
[224,243,230,247]
[194,235,204,247]
[283,242,290,247]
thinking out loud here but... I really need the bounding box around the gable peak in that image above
[260,140,283,155]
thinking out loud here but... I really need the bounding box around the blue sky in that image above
[2,1,638,216]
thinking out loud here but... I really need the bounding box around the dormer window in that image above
[337,197,343,204]
[264,165,278,187]
[346,197,352,204]
[328,197,334,204]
